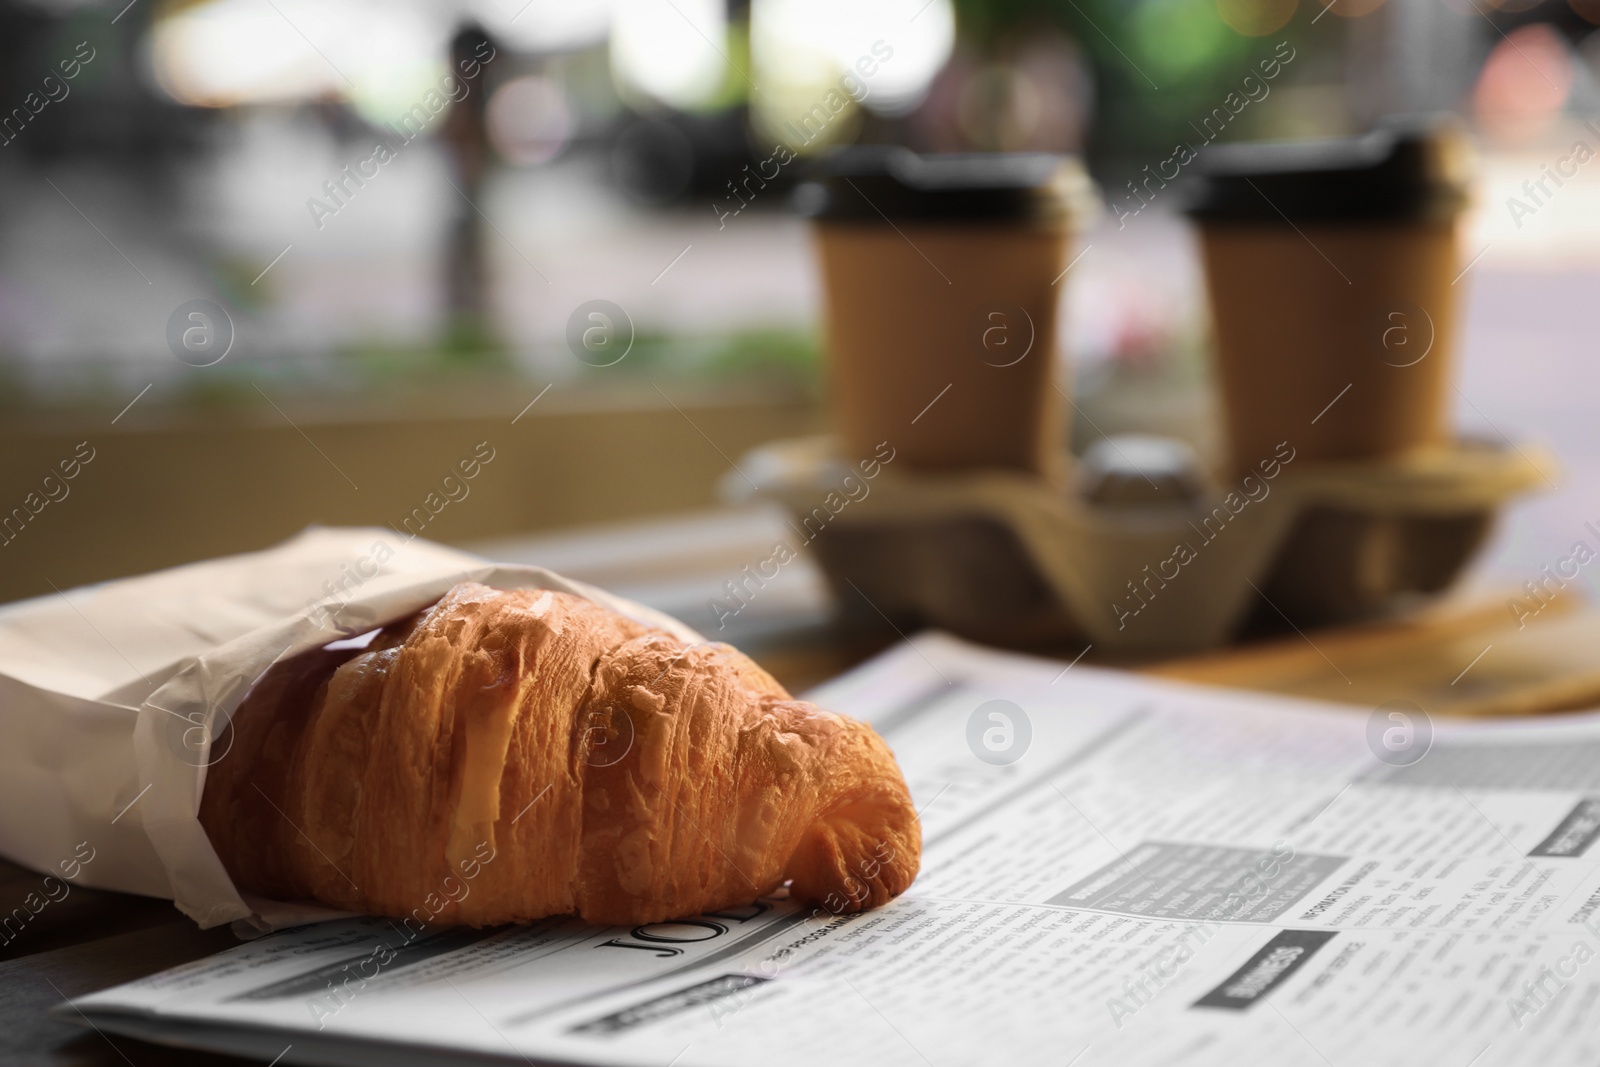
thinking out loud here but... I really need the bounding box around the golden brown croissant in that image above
[198,582,919,926]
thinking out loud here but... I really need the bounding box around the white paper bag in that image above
[0,527,701,934]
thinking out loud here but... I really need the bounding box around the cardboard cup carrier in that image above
[751,135,1548,652]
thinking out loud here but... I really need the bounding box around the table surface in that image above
[11,508,1600,1067]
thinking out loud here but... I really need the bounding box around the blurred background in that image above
[3,0,1600,629]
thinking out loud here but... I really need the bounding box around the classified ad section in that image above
[64,635,1600,1067]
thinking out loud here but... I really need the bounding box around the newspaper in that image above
[65,633,1600,1067]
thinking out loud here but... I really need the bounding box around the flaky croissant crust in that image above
[199,582,919,926]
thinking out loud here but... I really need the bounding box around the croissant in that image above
[198,581,920,927]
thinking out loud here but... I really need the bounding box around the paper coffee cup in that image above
[796,149,1096,484]
[1184,120,1473,473]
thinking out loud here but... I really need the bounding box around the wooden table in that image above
[8,548,1600,1065]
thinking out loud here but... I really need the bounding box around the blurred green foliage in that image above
[591,326,820,387]
[952,0,1305,157]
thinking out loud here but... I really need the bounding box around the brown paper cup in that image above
[1198,219,1460,473]
[814,222,1072,482]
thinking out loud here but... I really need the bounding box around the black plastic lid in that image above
[793,146,1097,225]
[1181,118,1472,224]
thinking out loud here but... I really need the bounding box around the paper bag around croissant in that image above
[198,581,919,926]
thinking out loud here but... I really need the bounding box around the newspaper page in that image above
[64,633,1600,1067]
